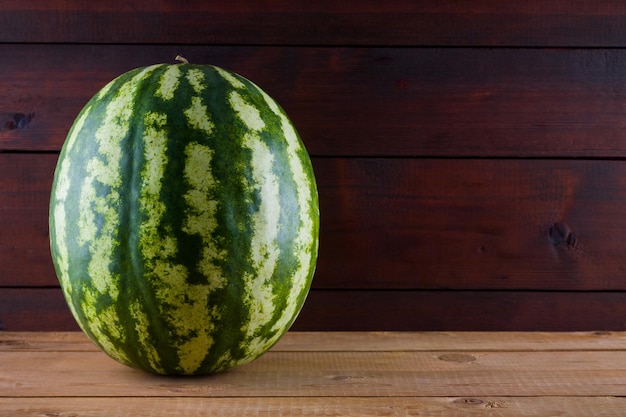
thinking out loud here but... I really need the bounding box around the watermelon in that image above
[49,57,319,375]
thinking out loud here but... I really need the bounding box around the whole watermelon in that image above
[49,58,319,375]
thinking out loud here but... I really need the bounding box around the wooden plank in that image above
[0,288,79,332]
[10,350,626,374]
[3,288,626,331]
[2,1,626,47]
[7,154,626,291]
[273,331,626,352]
[3,332,626,415]
[0,153,57,286]
[4,331,626,353]
[0,332,95,352]
[295,290,626,331]
[3,396,626,417]
[4,349,626,397]
[314,158,626,291]
[5,45,626,157]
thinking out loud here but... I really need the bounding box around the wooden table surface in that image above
[3,331,626,416]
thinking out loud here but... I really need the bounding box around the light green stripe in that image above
[139,110,221,374]
[95,78,116,101]
[229,91,265,131]
[136,109,170,373]
[129,299,164,373]
[75,66,158,354]
[185,96,215,134]
[52,201,83,327]
[52,176,71,292]
[81,288,130,366]
[77,173,97,246]
[138,109,177,264]
[141,112,169,199]
[260,89,317,335]
[52,203,69,287]
[63,109,89,158]
[214,66,245,89]
[52,108,90,298]
[156,64,181,101]
[81,67,157,298]
[187,68,207,93]
[183,142,226,290]
[239,134,281,350]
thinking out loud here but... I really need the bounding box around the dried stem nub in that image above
[175,55,190,64]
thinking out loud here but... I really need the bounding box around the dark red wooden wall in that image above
[4,1,626,331]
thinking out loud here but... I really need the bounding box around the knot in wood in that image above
[453,398,485,406]
[2,112,34,130]
[439,353,476,363]
[548,221,576,247]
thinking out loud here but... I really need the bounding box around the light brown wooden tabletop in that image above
[2,331,626,416]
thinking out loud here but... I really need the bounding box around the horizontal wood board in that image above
[7,351,626,397]
[4,397,626,417]
[3,1,626,331]
[3,1,626,47]
[3,331,626,416]
[3,288,626,332]
[4,154,626,291]
[4,45,626,157]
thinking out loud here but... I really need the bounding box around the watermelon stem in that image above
[175,55,189,64]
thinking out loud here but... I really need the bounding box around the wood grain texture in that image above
[5,153,626,292]
[0,289,79,332]
[3,397,625,417]
[4,45,626,157]
[3,1,626,47]
[296,290,626,331]
[0,153,56,286]
[5,351,626,397]
[4,2,626,332]
[3,332,626,416]
[315,158,626,291]
[3,288,626,331]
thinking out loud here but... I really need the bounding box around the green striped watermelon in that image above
[49,58,319,375]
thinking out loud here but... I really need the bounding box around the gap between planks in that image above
[2,331,626,352]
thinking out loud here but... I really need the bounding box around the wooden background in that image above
[3,1,626,331]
